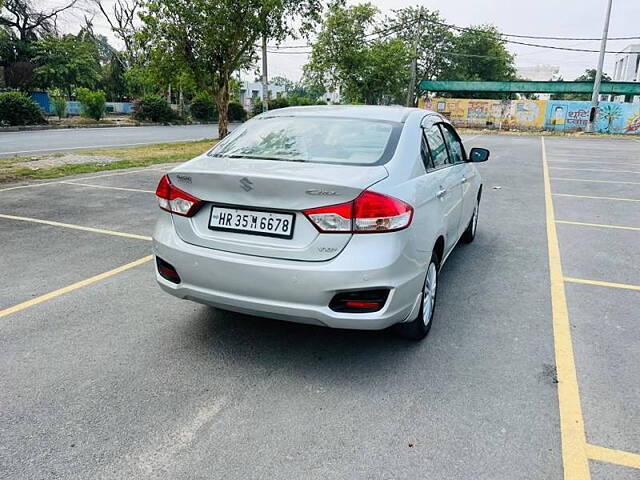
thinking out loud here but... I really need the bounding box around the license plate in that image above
[209,206,295,239]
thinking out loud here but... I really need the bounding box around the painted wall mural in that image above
[420,97,640,134]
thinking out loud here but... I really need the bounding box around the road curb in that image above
[0,121,229,133]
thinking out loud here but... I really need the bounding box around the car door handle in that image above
[461,177,468,184]
[436,188,447,198]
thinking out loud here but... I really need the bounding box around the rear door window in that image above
[439,124,465,164]
[423,124,449,170]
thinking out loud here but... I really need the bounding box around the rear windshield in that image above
[208,116,402,165]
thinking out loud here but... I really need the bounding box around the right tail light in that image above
[303,190,413,233]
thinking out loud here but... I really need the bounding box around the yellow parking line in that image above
[564,277,640,292]
[556,220,640,232]
[0,213,152,241]
[0,256,153,319]
[550,177,640,186]
[585,444,640,469]
[550,166,640,174]
[61,181,155,193]
[541,137,591,480]
[553,193,640,202]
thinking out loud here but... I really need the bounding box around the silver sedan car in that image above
[152,106,489,339]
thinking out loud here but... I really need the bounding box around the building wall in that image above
[612,44,640,102]
[420,97,640,134]
[239,81,286,110]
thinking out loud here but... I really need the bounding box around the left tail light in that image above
[155,174,202,217]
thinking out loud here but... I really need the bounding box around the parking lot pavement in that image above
[0,134,638,479]
[0,124,227,157]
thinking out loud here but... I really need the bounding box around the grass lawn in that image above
[0,139,217,184]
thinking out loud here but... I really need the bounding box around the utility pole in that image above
[406,11,422,107]
[261,34,269,113]
[586,0,613,133]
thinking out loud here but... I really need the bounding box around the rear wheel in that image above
[393,252,439,340]
[460,197,479,244]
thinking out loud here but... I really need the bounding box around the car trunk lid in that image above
[168,154,388,261]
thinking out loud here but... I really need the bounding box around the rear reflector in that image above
[329,289,390,313]
[303,190,413,234]
[156,256,181,284]
[155,174,202,217]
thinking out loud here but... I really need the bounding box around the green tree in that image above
[270,75,295,93]
[387,6,455,103]
[140,0,322,138]
[304,3,412,105]
[77,87,106,121]
[575,68,611,83]
[32,34,102,96]
[440,25,517,99]
[551,69,612,101]
[102,53,128,101]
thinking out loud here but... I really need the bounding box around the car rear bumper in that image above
[152,213,425,330]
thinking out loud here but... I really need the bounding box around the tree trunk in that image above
[212,71,230,139]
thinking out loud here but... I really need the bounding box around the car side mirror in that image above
[468,147,489,162]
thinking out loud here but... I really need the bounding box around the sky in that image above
[74,0,640,82]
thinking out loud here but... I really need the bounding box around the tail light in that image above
[155,174,202,217]
[303,190,413,233]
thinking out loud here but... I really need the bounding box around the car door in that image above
[421,119,464,255]
[439,123,475,238]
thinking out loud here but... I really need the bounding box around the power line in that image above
[422,18,640,54]
[265,16,640,55]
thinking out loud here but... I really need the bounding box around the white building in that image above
[516,65,560,100]
[612,44,640,102]
[239,81,287,110]
[517,64,560,82]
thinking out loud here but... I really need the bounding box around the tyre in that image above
[460,197,479,244]
[393,252,439,340]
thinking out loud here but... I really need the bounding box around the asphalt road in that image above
[0,124,226,157]
[0,135,638,479]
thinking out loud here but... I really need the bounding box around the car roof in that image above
[262,105,437,123]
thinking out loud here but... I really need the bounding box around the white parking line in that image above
[61,181,155,193]
[550,177,640,186]
[0,166,167,192]
[550,159,640,166]
[553,193,640,202]
[0,213,152,240]
[556,220,640,232]
[550,166,640,174]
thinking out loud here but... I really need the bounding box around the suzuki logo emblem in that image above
[239,177,254,192]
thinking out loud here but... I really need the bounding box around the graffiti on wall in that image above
[543,100,640,134]
[420,97,640,134]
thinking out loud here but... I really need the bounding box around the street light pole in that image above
[261,33,269,113]
[586,0,613,133]
[406,11,422,107]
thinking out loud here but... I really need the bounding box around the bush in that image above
[77,88,106,121]
[0,92,46,126]
[227,101,247,122]
[133,94,176,123]
[251,98,264,116]
[51,96,67,118]
[288,95,314,106]
[190,94,218,121]
[315,100,327,105]
[268,97,289,110]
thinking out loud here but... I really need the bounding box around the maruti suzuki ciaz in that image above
[152,106,489,340]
